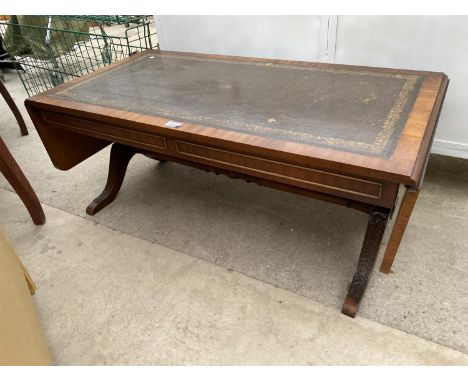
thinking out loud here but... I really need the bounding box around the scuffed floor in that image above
[1,190,467,365]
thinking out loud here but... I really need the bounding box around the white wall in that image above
[155,15,468,159]
[335,16,468,159]
[155,16,323,61]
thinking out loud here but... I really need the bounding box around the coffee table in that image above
[25,50,448,317]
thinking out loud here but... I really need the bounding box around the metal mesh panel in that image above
[0,15,158,96]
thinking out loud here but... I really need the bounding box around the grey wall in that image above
[335,16,468,158]
[155,16,322,61]
[155,15,468,158]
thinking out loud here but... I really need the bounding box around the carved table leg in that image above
[0,80,28,136]
[0,136,45,225]
[86,143,139,216]
[379,186,420,274]
[342,207,390,318]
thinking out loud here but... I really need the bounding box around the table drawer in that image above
[42,111,168,152]
[174,140,396,206]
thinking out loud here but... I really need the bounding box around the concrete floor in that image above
[1,69,468,364]
[1,190,468,365]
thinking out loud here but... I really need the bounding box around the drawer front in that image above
[37,109,396,206]
[42,111,167,152]
[175,141,385,201]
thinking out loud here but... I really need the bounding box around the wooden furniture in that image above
[0,136,45,225]
[25,50,448,317]
[0,60,44,225]
[0,79,28,136]
[0,137,46,225]
[0,230,52,365]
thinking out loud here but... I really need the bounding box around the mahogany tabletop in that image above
[27,50,448,186]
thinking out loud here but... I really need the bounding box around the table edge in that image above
[25,49,449,186]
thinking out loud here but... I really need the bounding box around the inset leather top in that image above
[52,52,424,158]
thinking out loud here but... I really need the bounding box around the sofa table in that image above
[25,50,448,317]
